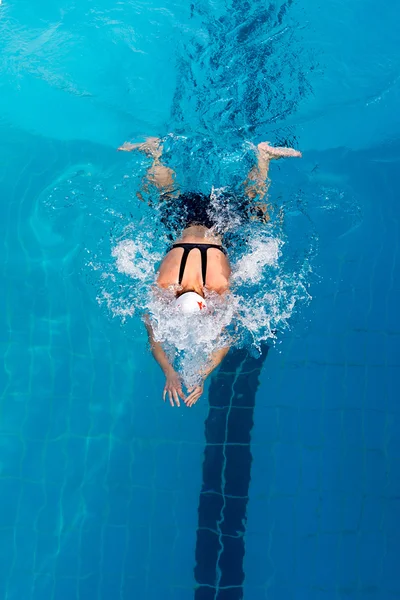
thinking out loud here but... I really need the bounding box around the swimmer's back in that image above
[157,226,231,293]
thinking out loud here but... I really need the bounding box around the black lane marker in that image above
[194,345,269,600]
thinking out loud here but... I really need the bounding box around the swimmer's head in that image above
[173,291,207,314]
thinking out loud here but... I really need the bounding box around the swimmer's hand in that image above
[185,385,204,408]
[117,138,162,157]
[117,141,138,152]
[257,142,302,159]
[163,369,185,407]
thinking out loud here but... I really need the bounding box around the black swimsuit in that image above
[170,243,227,285]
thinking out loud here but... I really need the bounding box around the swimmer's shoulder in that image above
[156,255,179,288]
[156,266,175,288]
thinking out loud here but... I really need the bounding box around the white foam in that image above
[147,289,236,388]
[232,236,281,284]
[77,171,314,388]
[97,226,311,387]
[112,238,161,281]
[96,290,135,321]
[38,144,313,391]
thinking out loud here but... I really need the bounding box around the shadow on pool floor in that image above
[194,345,270,600]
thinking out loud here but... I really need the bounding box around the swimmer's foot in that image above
[251,202,271,223]
[118,136,163,159]
[257,142,302,159]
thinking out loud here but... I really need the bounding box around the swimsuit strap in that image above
[178,246,191,285]
[200,246,207,287]
[171,243,225,286]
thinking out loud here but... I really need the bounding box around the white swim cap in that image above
[173,291,207,314]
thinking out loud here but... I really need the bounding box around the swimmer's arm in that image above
[185,346,230,407]
[144,316,184,407]
[202,346,230,380]
[144,317,174,375]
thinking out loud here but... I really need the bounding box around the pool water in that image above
[1,0,399,599]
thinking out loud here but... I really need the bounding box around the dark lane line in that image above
[194,345,269,600]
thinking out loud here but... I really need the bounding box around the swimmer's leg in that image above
[243,142,302,220]
[118,137,179,198]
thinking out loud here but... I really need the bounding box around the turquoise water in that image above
[1,0,400,599]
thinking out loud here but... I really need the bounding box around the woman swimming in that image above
[118,136,302,407]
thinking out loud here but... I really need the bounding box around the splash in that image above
[36,146,314,390]
[96,228,163,321]
[100,217,312,388]
[112,236,162,281]
[232,235,281,284]
[147,288,236,388]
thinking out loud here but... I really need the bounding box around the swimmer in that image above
[118,137,302,407]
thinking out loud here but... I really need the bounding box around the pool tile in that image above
[217,586,246,600]
[78,574,101,600]
[314,533,340,589]
[363,410,388,450]
[294,534,317,587]
[364,366,388,412]
[387,456,400,495]
[386,414,400,454]
[364,450,387,494]
[341,410,363,450]
[219,535,245,587]
[0,395,27,435]
[384,498,400,541]
[17,488,41,535]
[79,525,103,577]
[55,533,80,578]
[32,572,56,600]
[296,493,320,536]
[0,478,21,529]
[98,576,124,600]
[122,527,149,579]
[253,406,279,442]
[194,528,219,586]
[381,536,400,590]
[358,533,385,587]
[226,408,255,444]
[337,532,358,588]
[301,447,321,491]
[339,448,364,494]
[243,533,274,586]
[269,525,295,583]
[101,525,129,575]
[170,532,197,587]
[299,409,323,448]
[193,586,216,600]
[242,584,267,600]
[277,406,300,444]
[273,442,301,494]
[154,442,180,491]
[343,367,365,409]
[322,409,343,448]
[320,493,342,533]
[342,494,363,532]
[106,438,133,486]
[248,449,275,497]
[267,494,295,534]
[43,439,68,484]
[0,527,15,581]
[224,445,252,497]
